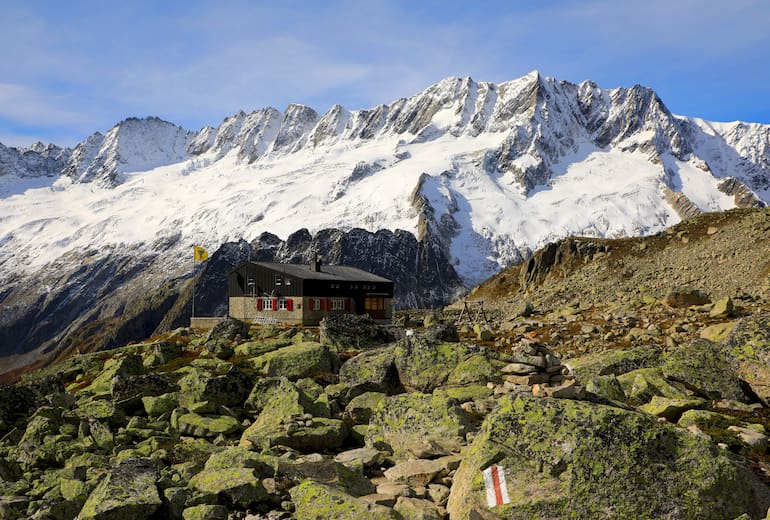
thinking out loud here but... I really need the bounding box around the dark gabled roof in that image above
[232,261,392,283]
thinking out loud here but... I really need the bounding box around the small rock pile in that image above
[492,338,586,399]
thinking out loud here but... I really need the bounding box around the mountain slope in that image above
[1,71,769,374]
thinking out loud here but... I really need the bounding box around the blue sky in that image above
[2,0,769,147]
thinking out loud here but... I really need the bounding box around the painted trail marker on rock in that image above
[482,464,510,507]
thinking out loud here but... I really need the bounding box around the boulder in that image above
[344,392,388,425]
[206,317,250,343]
[203,447,278,475]
[290,481,401,520]
[710,297,735,318]
[700,321,739,343]
[249,342,338,380]
[334,447,385,469]
[87,354,145,394]
[366,393,469,459]
[339,346,403,394]
[176,413,241,438]
[383,459,445,487]
[77,457,162,520]
[616,368,690,404]
[319,314,395,352]
[639,396,706,422]
[394,338,492,393]
[663,286,711,308]
[277,458,375,496]
[233,338,292,358]
[565,345,663,383]
[662,339,750,402]
[585,374,627,402]
[178,365,253,411]
[447,394,770,519]
[244,376,318,416]
[394,496,443,520]
[182,505,228,520]
[111,373,179,406]
[188,467,268,508]
[722,312,770,402]
[142,392,179,417]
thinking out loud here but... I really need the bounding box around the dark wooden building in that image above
[228,259,394,325]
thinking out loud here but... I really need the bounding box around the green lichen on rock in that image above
[662,339,749,402]
[181,504,229,520]
[365,392,469,459]
[432,384,493,403]
[188,467,268,508]
[616,368,689,404]
[77,457,162,520]
[233,338,292,358]
[585,374,627,402]
[344,392,388,425]
[447,394,770,520]
[446,354,500,386]
[142,391,179,417]
[339,345,402,394]
[639,396,706,422]
[290,481,401,520]
[248,342,338,380]
[722,312,770,401]
[394,339,488,393]
[565,345,663,383]
[176,413,241,437]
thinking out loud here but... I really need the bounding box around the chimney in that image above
[310,257,322,272]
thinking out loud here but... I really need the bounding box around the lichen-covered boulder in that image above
[142,392,179,417]
[394,338,491,393]
[663,286,711,307]
[176,413,241,438]
[447,394,770,519]
[319,314,395,352]
[639,396,706,422]
[181,504,228,520]
[616,368,690,404]
[585,374,627,402]
[77,457,162,519]
[344,392,388,425]
[365,393,469,459]
[206,317,250,343]
[277,458,375,496]
[249,342,338,380]
[188,467,268,508]
[290,481,401,520]
[178,365,253,411]
[233,338,292,358]
[662,339,750,402]
[722,312,770,401]
[339,346,403,394]
[565,345,663,383]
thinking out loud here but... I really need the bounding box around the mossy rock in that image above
[565,345,663,383]
[446,355,500,386]
[344,392,388,425]
[639,396,706,422]
[662,339,750,402]
[446,394,770,519]
[722,312,770,402]
[700,321,740,343]
[142,392,179,417]
[432,384,494,403]
[244,417,348,452]
[319,314,395,352]
[188,467,268,508]
[290,481,401,520]
[86,354,145,394]
[203,447,278,476]
[277,458,375,496]
[182,504,228,520]
[365,392,469,460]
[176,413,241,438]
[394,339,486,393]
[339,346,403,394]
[249,342,338,380]
[585,374,627,402]
[177,365,253,411]
[616,368,690,404]
[244,376,316,416]
[77,457,162,520]
[233,338,292,358]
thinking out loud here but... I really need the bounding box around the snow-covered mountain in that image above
[1,71,769,373]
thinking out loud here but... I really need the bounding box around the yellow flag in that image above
[193,245,209,261]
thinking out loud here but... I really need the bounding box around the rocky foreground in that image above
[2,303,770,519]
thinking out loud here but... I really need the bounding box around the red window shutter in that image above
[320,298,325,311]
[327,298,332,311]
[287,298,293,311]
[257,298,262,311]
[273,298,278,311]
[345,298,350,312]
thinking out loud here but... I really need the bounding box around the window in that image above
[310,298,321,311]
[331,298,346,311]
[365,297,385,311]
[278,298,288,311]
[262,298,274,311]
